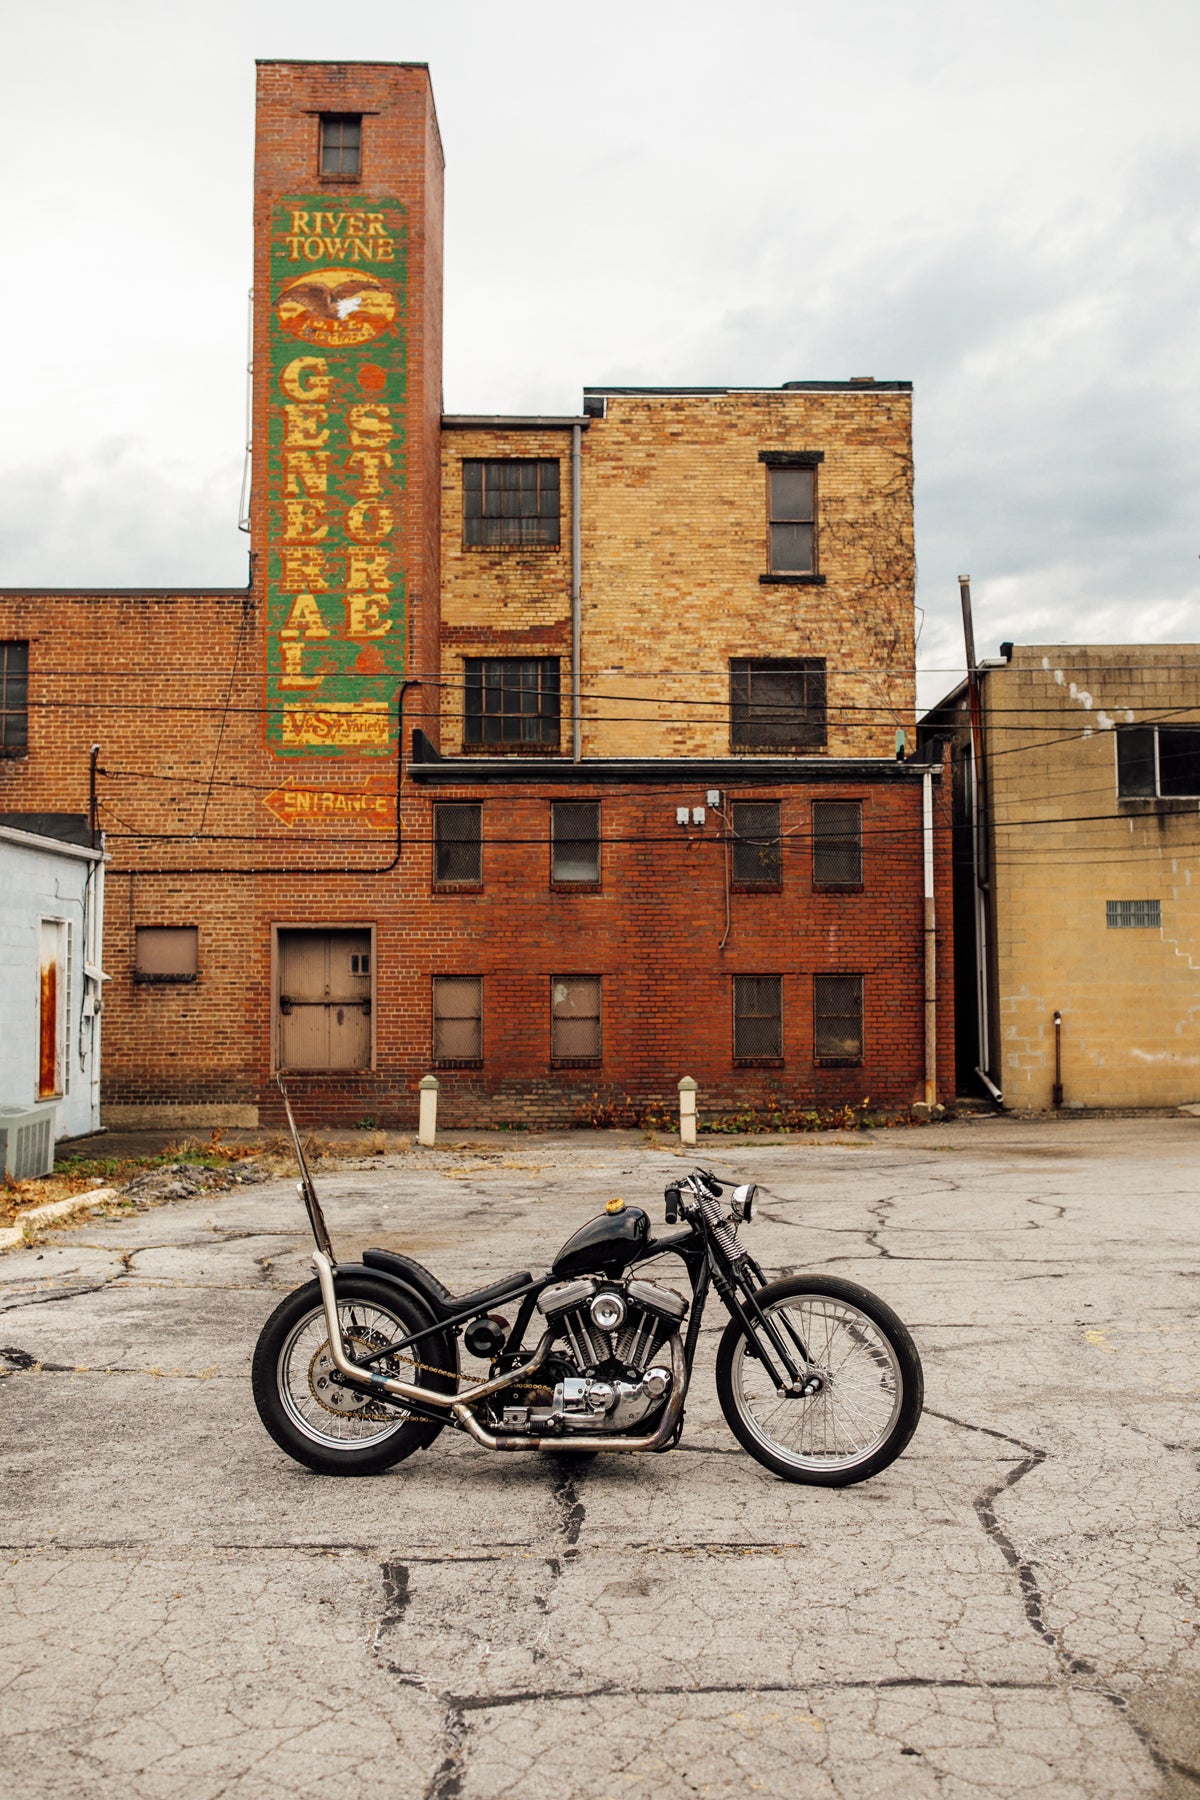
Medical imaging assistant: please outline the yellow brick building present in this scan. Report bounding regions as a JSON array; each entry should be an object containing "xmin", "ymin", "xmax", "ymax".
[{"xmin": 924, "ymin": 644, "xmax": 1200, "ymax": 1110}]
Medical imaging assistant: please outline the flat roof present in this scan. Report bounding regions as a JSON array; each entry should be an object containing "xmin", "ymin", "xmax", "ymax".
[
  {"xmin": 442, "ymin": 416, "xmax": 590, "ymax": 430},
  {"xmin": 583, "ymin": 381, "xmax": 912, "ymax": 396}
]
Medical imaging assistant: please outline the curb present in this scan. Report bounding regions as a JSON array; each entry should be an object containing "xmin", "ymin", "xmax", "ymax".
[{"xmin": 0, "ymin": 1188, "xmax": 118, "ymax": 1252}]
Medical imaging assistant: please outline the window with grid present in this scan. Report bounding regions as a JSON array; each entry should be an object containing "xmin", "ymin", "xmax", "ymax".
[
  {"xmin": 814, "ymin": 974, "xmax": 864, "ymax": 1063},
  {"xmin": 463, "ymin": 460, "xmax": 560, "ymax": 548},
  {"xmin": 731, "ymin": 801, "xmax": 781, "ymax": 886},
  {"xmin": 0, "ymin": 641, "xmax": 28, "ymax": 757},
  {"xmin": 552, "ymin": 801, "xmax": 600, "ymax": 883},
  {"xmin": 730, "ymin": 659, "xmax": 826, "ymax": 751},
  {"xmin": 434, "ymin": 803, "xmax": 482, "ymax": 884},
  {"xmin": 464, "ymin": 658, "xmax": 561, "ymax": 748},
  {"xmin": 733, "ymin": 975, "xmax": 783, "ymax": 1061},
  {"xmin": 1117, "ymin": 725, "xmax": 1200, "ymax": 798},
  {"xmin": 433, "ymin": 977, "xmax": 482, "ymax": 1063},
  {"xmin": 551, "ymin": 977, "xmax": 601, "ymax": 1061},
  {"xmin": 319, "ymin": 114, "xmax": 362, "ymax": 178},
  {"xmin": 812, "ymin": 800, "xmax": 863, "ymax": 886},
  {"xmin": 1106, "ymin": 900, "xmax": 1162, "ymax": 929},
  {"xmin": 765, "ymin": 465, "xmax": 816, "ymax": 574}
]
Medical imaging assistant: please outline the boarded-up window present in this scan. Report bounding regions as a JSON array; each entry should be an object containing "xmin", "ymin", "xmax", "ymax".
[
  {"xmin": 435, "ymin": 804, "xmax": 482, "ymax": 885},
  {"xmin": 551, "ymin": 977, "xmax": 601, "ymax": 1061},
  {"xmin": 434, "ymin": 977, "xmax": 483, "ymax": 1063},
  {"xmin": 552, "ymin": 801, "xmax": 600, "ymax": 883},
  {"xmin": 731, "ymin": 801, "xmax": 781, "ymax": 886},
  {"xmin": 733, "ymin": 975, "xmax": 783, "ymax": 1061},
  {"xmin": 812, "ymin": 800, "xmax": 863, "ymax": 886},
  {"xmin": 814, "ymin": 974, "xmax": 864, "ymax": 1063},
  {"xmin": 277, "ymin": 930, "xmax": 372, "ymax": 1072},
  {"xmin": 135, "ymin": 926, "xmax": 199, "ymax": 982}
]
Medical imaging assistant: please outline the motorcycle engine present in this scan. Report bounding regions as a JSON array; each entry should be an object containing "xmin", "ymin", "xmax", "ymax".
[{"xmin": 488, "ymin": 1276, "xmax": 687, "ymax": 1436}]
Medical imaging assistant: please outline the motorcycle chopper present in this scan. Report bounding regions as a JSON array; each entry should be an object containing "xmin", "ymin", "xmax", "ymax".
[{"xmin": 252, "ymin": 1082, "xmax": 923, "ymax": 1486}]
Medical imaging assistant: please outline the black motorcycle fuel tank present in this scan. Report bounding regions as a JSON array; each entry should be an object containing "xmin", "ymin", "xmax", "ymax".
[{"xmin": 551, "ymin": 1204, "xmax": 650, "ymax": 1279}]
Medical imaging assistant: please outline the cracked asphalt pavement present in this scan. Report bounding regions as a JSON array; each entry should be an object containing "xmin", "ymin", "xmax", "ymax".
[{"xmin": 1, "ymin": 1116, "xmax": 1198, "ymax": 1798}]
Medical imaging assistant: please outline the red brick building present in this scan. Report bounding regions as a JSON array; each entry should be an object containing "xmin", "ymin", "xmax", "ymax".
[{"xmin": 0, "ymin": 61, "xmax": 952, "ymax": 1128}]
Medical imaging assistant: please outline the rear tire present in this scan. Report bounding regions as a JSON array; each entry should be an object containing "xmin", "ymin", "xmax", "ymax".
[
  {"xmin": 252, "ymin": 1275, "xmax": 457, "ymax": 1476},
  {"xmin": 716, "ymin": 1274, "xmax": 922, "ymax": 1486}
]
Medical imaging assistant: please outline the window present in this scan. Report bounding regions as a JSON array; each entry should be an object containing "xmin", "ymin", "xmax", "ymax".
[
  {"xmin": 733, "ymin": 975, "xmax": 783, "ymax": 1061},
  {"xmin": 463, "ymin": 460, "xmax": 560, "ymax": 548},
  {"xmin": 1107, "ymin": 900, "xmax": 1162, "ymax": 930},
  {"xmin": 0, "ymin": 641, "xmax": 28, "ymax": 757},
  {"xmin": 730, "ymin": 659, "xmax": 826, "ymax": 752},
  {"xmin": 276, "ymin": 929, "xmax": 372, "ymax": 1072},
  {"xmin": 812, "ymin": 800, "xmax": 863, "ymax": 886},
  {"xmin": 434, "ymin": 803, "xmax": 482, "ymax": 885},
  {"xmin": 434, "ymin": 976, "xmax": 482, "ymax": 1064},
  {"xmin": 465, "ymin": 658, "xmax": 561, "ymax": 749},
  {"xmin": 814, "ymin": 974, "xmax": 864, "ymax": 1063},
  {"xmin": 551, "ymin": 977, "xmax": 601, "ymax": 1062},
  {"xmin": 552, "ymin": 801, "xmax": 600, "ymax": 884},
  {"xmin": 320, "ymin": 114, "xmax": 362, "ymax": 179},
  {"xmin": 1117, "ymin": 725, "xmax": 1200, "ymax": 798},
  {"xmin": 760, "ymin": 451, "xmax": 822, "ymax": 579},
  {"xmin": 135, "ymin": 926, "xmax": 199, "ymax": 983},
  {"xmin": 731, "ymin": 802, "xmax": 781, "ymax": 887}
]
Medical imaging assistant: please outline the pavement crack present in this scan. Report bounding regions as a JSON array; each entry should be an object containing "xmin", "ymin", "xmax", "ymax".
[{"xmin": 424, "ymin": 1699, "xmax": 468, "ymax": 1800}]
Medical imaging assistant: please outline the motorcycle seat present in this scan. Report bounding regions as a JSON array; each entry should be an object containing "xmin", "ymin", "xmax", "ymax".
[{"xmin": 363, "ymin": 1248, "xmax": 536, "ymax": 1320}]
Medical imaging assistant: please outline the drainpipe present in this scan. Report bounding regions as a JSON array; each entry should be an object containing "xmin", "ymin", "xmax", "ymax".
[
  {"xmin": 923, "ymin": 769, "xmax": 937, "ymax": 1107},
  {"xmin": 960, "ymin": 574, "xmax": 1001, "ymax": 1104},
  {"xmin": 571, "ymin": 423, "xmax": 582, "ymax": 762},
  {"xmin": 1052, "ymin": 1011, "xmax": 1063, "ymax": 1108}
]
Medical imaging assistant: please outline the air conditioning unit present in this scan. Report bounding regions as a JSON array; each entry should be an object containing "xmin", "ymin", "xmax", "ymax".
[{"xmin": 0, "ymin": 1104, "xmax": 57, "ymax": 1179}]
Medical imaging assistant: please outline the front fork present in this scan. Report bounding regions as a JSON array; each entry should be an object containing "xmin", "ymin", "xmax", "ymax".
[{"xmin": 717, "ymin": 1255, "xmax": 825, "ymax": 1397}]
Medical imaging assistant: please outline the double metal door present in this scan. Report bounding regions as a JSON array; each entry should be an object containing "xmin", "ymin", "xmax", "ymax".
[{"xmin": 277, "ymin": 930, "xmax": 372, "ymax": 1071}]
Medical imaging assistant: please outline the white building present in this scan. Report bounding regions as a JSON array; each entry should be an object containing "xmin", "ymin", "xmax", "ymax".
[{"xmin": 0, "ymin": 822, "xmax": 106, "ymax": 1143}]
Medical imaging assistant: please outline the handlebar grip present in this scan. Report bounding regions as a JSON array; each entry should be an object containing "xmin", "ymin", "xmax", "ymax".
[{"xmin": 664, "ymin": 1185, "xmax": 680, "ymax": 1224}]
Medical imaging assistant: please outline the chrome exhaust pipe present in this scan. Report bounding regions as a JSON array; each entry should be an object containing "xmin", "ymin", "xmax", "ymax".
[{"xmin": 312, "ymin": 1250, "xmax": 551, "ymax": 1411}]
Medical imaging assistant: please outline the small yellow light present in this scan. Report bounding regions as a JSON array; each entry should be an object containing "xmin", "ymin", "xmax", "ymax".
[{"xmin": 605, "ymin": 1197, "xmax": 626, "ymax": 1214}]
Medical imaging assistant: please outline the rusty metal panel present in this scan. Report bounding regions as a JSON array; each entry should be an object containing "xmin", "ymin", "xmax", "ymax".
[
  {"xmin": 38, "ymin": 920, "xmax": 61, "ymax": 1098},
  {"xmin": 278, "ymin": 930, "xmax": 371, "ymax": 1071}
]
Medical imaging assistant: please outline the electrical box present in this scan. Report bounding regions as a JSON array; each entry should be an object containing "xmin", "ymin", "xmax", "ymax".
[
  {"xmin": 675, "ymin": 807, "xmax": 689, "ymax": 825},
  {"xmin": 692, "ymin": 807, "xmax": 706, "ymax": 826},
  {"xmin": 0, "ymin": 1104, "xmax": 57, "ymax": 1180}
]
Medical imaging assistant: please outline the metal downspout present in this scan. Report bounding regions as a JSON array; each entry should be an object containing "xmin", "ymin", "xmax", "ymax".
[
  {"xmin": 959, "ymin": 574, "xmax": 1001, "ymax": 1104},
  {"xmin": 571, "ymin": 423, "xmax": 582, "ymax": 762},
  {"xmin": 923, "ymin": 769, "xmax": 937, "ymax": 1106}
]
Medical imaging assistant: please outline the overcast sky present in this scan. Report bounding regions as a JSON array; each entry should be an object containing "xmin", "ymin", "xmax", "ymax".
[{"xmin": 4, "ymin": 0, "xmax": 1198, "ymax": 707}]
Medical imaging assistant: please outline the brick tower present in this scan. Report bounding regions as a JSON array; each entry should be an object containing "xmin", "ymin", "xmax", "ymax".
[{"xmin": 252, "ymin": 61, "xmax": 444, "ymax": 763}]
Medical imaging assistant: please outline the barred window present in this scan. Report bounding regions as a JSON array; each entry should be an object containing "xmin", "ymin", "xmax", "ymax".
[
  {"xmin": 465, "ymin": 658, "xmax": 560, "ymax": 748},
  {"xmin": 730, "ymin": 659, "xmax": 826, "ymax": 751},
  {"xmin": 319, "ymin": 114, "xmax": 362, "ymax": 179},
  {"xmin": 434, "ymin": 803, "xmax": 482, "ymax": 885},
  {"xmin": 552, "ymin": 801, "xmax": 600, "ymax": 883},
  {"xmin": 1106, "ymin": 900, "xmax": 1162, "ymax": 929},
  {"xmin": 551, "ymin": 977, "xmax": 601, "ymax": 1062},
  {"xmin": 463, "ymin": 460, "xmax": 560, "ymax": 548},
  {"xmin": 733, "ymin": 975, "xmax": 783, "ymax": 1061},
  {"xmin": 434, "ymin": 977, "xmax": 482, "ymax": 1063},
  {"xmin": 814, "ymin": 974, "xmax": 863, "ymax": 1063},
  {"xmin": 731, "ymin": 801, "xmax": 781, "ymax": 886},
  {"xmin": 812, "ymin": 800, "xmax": 863, "ymax": 886},
  {"xmin": 0, "ymin": 641, "xmax": 29, "ymax": 757}
]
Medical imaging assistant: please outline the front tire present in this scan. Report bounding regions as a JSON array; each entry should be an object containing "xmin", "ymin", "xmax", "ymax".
[
  {"xmin": 716, "ymin": 1275, "xmax": 922, "ymax": 1486},
  {"xmin": 252, "ymin": 1275, "xmax": 457, "ymax": 1476}
]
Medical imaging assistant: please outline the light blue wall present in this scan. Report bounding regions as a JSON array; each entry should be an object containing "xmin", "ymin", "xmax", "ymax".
[{"xmin": 0, "ymin": 832, "xmax": 104, "ymax": 1140}]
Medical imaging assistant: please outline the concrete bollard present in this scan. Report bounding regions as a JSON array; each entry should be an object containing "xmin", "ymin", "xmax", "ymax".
[
  {"xmin": 418, "ymin": 1074, "xmax": 439, "ymax": 1147},
  {"xmin": 678, "ymin": 1076, "xmax": 697, "ymax": 1148}
]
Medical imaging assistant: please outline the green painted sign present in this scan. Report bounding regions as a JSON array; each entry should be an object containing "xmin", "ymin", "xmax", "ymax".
[{"xmin": 265, "ymin": 196, "xmax": 408, "ymax": 757}]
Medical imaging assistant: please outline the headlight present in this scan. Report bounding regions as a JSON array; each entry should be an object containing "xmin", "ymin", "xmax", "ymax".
[
  {"xmin": 730, "ymin": 1183, "xmax": 756, "ymax": 1223},
  {"xmin": 590, "ymin": 1289, "xmax": 627, "ymax": 1332}
]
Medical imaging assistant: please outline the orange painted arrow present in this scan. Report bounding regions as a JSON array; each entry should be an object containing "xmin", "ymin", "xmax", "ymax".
[{"xmin": 263, "ymin": 780, "xmax": 397, "ymax": 831}]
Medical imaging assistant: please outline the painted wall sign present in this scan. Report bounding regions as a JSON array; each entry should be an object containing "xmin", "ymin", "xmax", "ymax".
[
  {"xmin": 262, "ymin": 779, "xmax": 397, "ymax": 831},
  {"xmin": 266, "ymin": 197, "xmax": 408, "ymax": 758}
]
